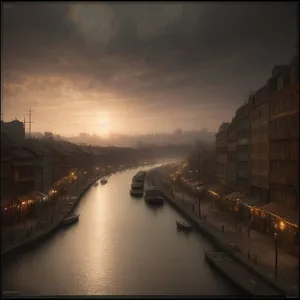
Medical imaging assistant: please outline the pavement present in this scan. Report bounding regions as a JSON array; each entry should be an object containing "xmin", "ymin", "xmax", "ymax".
[
  {"xmin": 1, "ymin": 177, "xmax": 97, "ymax": 255},
  {"xmin": 151, "ymin": 166, "xmax": 299, "ymax": 295}
]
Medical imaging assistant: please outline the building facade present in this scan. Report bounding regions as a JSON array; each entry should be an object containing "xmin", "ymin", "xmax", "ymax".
[
  {"xmin": 226, "ymin": 118, "xmax": 237, "ymax": 191},
  {"xmin": 1, "ymin": 120, "xmax": 25, "ymax": 140},
  {"xmin": 235, "ymin": 103, "xmax": 250, "ymax": 195},
  {"xmin": 24, "ymin": 139, "xmax": 54, "ymax": 193},
  {"xmin": 1, "ymin": 135, "xmax": 13, "ymax": 205},
  {"xmin": 250, "ymin": 85, "xmax": 269, "ymax": 202},
  {"xmin": 268, "ymin": 60, "xmax": 299, "ymax": 211},
  {"xmin": 216, "ymin": 123, "xmax": 229, "ymax": 187}
]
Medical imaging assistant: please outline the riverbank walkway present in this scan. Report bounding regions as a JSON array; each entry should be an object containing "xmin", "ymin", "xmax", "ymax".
[
  {"xmin": 1, "ymin": 177, "xmax": 97, "ymax": 256},
  {"xmin": 151, "ymin": 166, "xmax": 299, "ymax": 296}
]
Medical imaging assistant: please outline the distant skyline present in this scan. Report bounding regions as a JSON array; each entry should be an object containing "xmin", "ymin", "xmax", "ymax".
[{"xmin": 2, "ymin": 2, "xmax": 298, "ymax": 136}]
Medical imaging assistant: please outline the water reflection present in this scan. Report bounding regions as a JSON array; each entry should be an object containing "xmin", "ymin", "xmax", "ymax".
[{"xmin": 2, "ymin": 165, "xmax": 239, "ymax": 296}]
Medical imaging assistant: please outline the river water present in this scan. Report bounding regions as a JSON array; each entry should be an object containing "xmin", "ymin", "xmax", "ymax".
[{"xmin": 1, "ymin": 166, "xmax": 239, "ymax": 296}]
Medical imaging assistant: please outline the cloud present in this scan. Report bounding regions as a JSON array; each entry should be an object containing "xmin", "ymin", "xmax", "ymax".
[{"xmin": 2, "ymin": 3, "xmax": 298, "ymax": 135}]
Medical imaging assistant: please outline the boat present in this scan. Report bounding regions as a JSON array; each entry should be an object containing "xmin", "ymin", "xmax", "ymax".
[
  {"xmin": 133, "ymin": 171, "xmax": 146, "ymax": 181},
  {"xmin": 93, "ymin": 182, "xmax": 99, "ymax": 187},
  {"xmin": 131, "ymin": 182, "xmax": 144, "ymax": 188},
  {"xmin": 130, "ymin": 187, "xmax": 144, "ymax": 197},
  {"xmin": 145, "ymin": 195, "xmax": 165, "ymax": 205},
  {"xmin": 176, "ymin": 221, "xmax": 193, "ymax": 231},
  {"xmin": 144, "ymin": 187, "xmax": 164, "ymax": 205},
  {"xmin": 62, "ymin": 213, "xmax": 80, "ymax": 226},
  {"xmin": 135, "ymin": 171, "xmax": 146, "ymax": 177},
  {"xmin": 100, "ymin": 178, "xmax": 107, "ymax": 185},
  {"xmin": 132, "ymin": 176, "xmax": 144, "ymax": 183}
]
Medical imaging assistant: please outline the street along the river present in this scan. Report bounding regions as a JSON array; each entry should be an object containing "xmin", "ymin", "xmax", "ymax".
[{"xmin": 1, "ymin": 166, "xmax": 239, "ymax": 296}]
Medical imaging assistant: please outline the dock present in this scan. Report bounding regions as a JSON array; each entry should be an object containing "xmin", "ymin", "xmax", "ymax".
[{"xmin": 204, "ymin": 250, "xmax": 279, "ymax": 296}]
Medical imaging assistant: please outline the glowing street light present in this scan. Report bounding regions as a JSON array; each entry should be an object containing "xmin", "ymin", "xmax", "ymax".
[{"xmin": 279, "ymin": 221, "xmax": 285, "ymax": 231}]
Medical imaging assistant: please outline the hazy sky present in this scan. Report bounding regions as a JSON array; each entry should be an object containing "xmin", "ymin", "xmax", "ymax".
[{"xmin": 2, "ymin": 2, "xmax": 298, "ymax": 136}]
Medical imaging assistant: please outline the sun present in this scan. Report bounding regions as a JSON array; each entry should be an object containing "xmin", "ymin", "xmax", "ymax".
[{"xmin": 98, "ymin": 115, "xmax": 111, "ymax": 137}]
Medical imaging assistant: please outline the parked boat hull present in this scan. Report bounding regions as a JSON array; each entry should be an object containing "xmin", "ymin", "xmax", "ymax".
[
  {"xmin": 130, "ymin": 190, "xmax": 144, "ymax": 197},
  {"xmin": 176, "ymin": 221, "xmax": 192, "ymax": 231},
  {"xmin": 62, "ymin": 214, "xmax": 79, "ymax": 226},
  {"xmin": 145, "ymin": 196, "xmax": 164, "ymax": 205}
]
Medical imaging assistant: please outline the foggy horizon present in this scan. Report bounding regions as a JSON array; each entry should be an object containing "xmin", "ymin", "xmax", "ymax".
[{"xmin": 2, "ymin": 2, "xmax": 298, "ymax": 137}]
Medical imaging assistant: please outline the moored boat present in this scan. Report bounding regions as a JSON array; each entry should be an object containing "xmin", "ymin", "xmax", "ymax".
[
  {"xmin": 131, "ymin": 182, "xmax": 144, "ymax": 190},
  {"xmin": 132, "ymin": 176, "xmax": 144, "ymax": 183},
  {"xmin": 100, "ymin": 178, "xmax": 108, "ymax": 185},
  {"xmin": 176, "ymin": 221, "xmax": 193, "ymax": 231},
  {"xmin": 144, "ymin": 186, "xmax": 164, "ymax": 205},
  {"xmin": 130, "ymin": 188, "xmax": 144, "ymax": 197},
  {"xmin": 62, "ymin": 213, "xmax": 80, "ymax": 226},
  {"xmin": 145, "ymin": 195, "xmax": 165, "ymax": 205},
  {"xmin": 93, "ymin": 182, "xmax": 99, "ymax": 187}
]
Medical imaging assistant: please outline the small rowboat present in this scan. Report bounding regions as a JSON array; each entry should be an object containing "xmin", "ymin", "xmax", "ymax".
[
  {"xmin": 100, "ymin": 178, "xmax": 107, "ymax": 185},
  {"xmin": 62, "ymin": 213, "xmax": 80, "ymax": 226},
  {"xmin": 176, "ymin": 221, "xmax": 192, "ymax": 231}
]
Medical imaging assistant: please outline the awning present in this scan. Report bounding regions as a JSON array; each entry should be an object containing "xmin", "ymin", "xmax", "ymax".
[
  {"xmin": 207, "ymin": 185, "xmax": 231, "ymax": 197},
  {"xmin": 17, "ymin": 195, "xmax": 34, "ymax": 203},
  {"xmin": 239, "ymin": 196, "xmax": 265, "ymax": 208},
  {"xmin": 29, "ymin": 191, "xmax": 49, "ymax": 201},
  {"xmin": 225, "ymin": 191, "xmax": 244, "ymax": 201},
  {"xmin": 1, "ymin": 198, "xmax": 12, "ymax": 209},
  {"xmin": 1, "ymin": 197, "xmax": 21, "ymax": 208},
  {"xmin": 259, "ymin": 202, "xmax": 298, "ymax": 227}
]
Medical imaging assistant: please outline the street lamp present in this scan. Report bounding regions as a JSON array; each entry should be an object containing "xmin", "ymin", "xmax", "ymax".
[
  {"xmin": 274, "ymin": 232, "xmax": 278, "ymax": 279},
  {"xmin": 234, "ymin": 199, "xmax": 240, "ymax": 229}
]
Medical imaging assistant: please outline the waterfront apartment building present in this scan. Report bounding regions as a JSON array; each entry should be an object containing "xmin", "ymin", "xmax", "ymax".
[
  {"xmin": 250, "ymin": 85, "xmax": 269, "ymax": 202},
  {"xmin": 268, "ymin": 60, "xmax": 299, "ymax": 210},
  {"xmin": 226, "ymin": 117, "xmax": 237, "ymax": 191},
  {"xmin": 235, "ymin": 103, "xmax": 250, "ymax": 195},
  {"xmin": 216, "ymin": 123, "xmax": 229, "ymax": 187}
]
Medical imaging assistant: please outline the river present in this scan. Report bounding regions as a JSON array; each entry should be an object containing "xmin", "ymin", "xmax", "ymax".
[{"xmin": 1, "ymin": 165, "xmax": 239, "ymax": 296}]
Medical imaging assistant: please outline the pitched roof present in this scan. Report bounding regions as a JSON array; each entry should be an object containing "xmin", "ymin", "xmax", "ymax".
[
  {"xmin": 58, "ymin": 141, "xmax": 89, "ymax": 155},
  {"xmin": 217, "ymin": 122, "xmax": 230, "ymax": 133},
  {"xmin": 23, "ymin": 139, "xmax": 53, "ymax": 155},
  {"xmin": 38, "ymin": 139, "xmax": 69, "ymax": 156}
]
